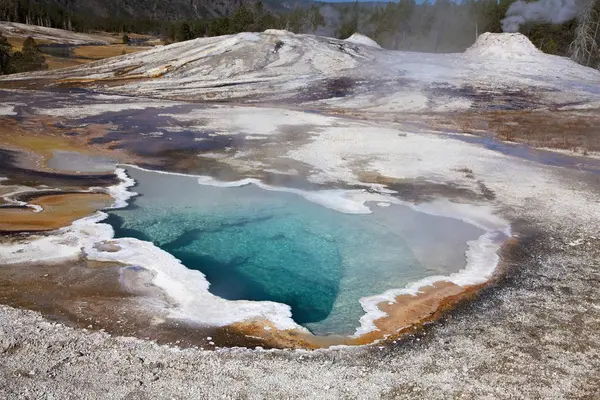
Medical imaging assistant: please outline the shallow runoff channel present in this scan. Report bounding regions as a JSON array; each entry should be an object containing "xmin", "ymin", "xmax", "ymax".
[{"xmin": 103, "ymin": 166, "xmax": 509, "ymax": 337}]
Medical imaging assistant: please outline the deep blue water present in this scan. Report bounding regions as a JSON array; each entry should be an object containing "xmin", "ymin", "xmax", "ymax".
[{"xmin": 107, "ymin": 167, "xmax": 483, "ymax": 335}]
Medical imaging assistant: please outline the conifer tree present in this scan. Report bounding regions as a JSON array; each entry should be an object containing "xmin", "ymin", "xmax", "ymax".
[
  {"xmin": 0, "ymin": 33, "xmax": 12, "ymax": 75},
  {"xmin": 10, "ymin": 36, "xmax": 48, "ymax": 73}
]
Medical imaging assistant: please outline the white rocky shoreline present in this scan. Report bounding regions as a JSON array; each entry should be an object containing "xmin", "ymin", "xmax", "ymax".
[{"xmin": 0, "ymin": 164, "xmax": 512, "ymax": 341}]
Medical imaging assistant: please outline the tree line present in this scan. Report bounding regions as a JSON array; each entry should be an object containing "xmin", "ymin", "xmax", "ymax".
[
  {"xmin": 164, "ymin": 2, "xmax": 325, "ymax": 42},
  {"xmin": 0, "ymin": 0, "xmax": 169, "ymax": 33}
]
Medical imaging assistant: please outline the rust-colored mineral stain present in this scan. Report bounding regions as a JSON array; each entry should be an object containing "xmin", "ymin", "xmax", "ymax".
[
  {"xmin": 0, "ymin": 192, "xmax": 112, "ymax": 232},
  {"xmin": 221, "ymin": 281, "xmax": 486, "ymax": 349},
  {"xmin": 373, "ymin": 283, "xmax": 466, "ymax": 334}
]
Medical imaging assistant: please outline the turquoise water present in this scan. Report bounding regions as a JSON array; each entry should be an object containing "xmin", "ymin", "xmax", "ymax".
[{"xmin": 107, "ymin": 167, "xmax": 484, "ymax": 335}]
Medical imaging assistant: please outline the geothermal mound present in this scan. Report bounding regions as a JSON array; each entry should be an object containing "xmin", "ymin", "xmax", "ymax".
[
  {"xmin": 344, "ymin": 33, "xmax": 382, "ymax": 49},
  {"xmin": 465, "ymin": 32, "xmax": 543, "ymax": 59},
  {"xmin": 264, "ymin": 29, "xmax": 293, "ymax": 36}
]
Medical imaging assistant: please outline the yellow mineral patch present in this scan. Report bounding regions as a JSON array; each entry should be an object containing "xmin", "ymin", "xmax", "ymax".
[{"xmin": 72, "ymin": 45, "xmax": 148, "ymax": 60}]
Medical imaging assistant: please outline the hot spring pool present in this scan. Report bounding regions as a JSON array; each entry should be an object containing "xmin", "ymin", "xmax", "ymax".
[{"xmin": 107, "ymin": 167, "xmax": 488, "ymax": 336}]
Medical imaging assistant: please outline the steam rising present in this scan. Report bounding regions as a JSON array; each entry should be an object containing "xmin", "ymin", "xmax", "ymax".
[{"xmin": 501, "ymin": 0, "xmax": 578, "ymax": 32}]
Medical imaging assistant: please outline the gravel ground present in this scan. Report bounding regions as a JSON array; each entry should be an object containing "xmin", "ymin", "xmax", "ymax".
[{"xmin": 1, "ymin": 218, "xmax": 598, "ymax": 399}]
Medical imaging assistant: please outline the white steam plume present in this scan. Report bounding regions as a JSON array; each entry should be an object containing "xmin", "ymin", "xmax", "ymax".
[{"xmin": 501, "ymin": 0, "xmax": 578, "ymax": 32}]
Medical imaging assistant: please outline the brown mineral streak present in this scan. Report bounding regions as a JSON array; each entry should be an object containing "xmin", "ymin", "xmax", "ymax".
[
  {"xmin": 0, "ymin": 192, "xmax": 112, "ymax": 232},
  {"xmin": 0, "ymin": 116, "xmax": 138, "ymax": 170}
]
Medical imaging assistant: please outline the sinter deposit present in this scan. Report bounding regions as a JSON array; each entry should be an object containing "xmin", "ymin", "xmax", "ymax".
[
  {"xmin": 465, "ymin": 32, "xmax": 543, "ymax": 59},
  {"xmin": 344, "ymin": 33, "xmax": 382, "ymax": 49},
  {"xmin": 4, "ymin": 30, "xmax": 598, "ymax": 113}
]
